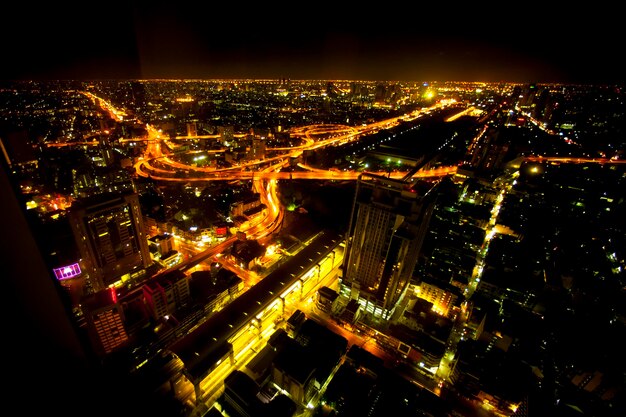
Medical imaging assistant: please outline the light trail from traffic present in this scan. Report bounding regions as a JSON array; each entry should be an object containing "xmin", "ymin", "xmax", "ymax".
[
  {"xmin": 131, "ymin": 99, "xmax": 458, "ymax": 182},
  {"xmin": 78, "ymin": 90, "xmax": 625, "ymax": 417}
]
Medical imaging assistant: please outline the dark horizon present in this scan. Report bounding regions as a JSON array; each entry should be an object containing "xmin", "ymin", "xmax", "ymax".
[{"xmin": 2, "ymin": 3, "xmax": 624, "ymax": 85}]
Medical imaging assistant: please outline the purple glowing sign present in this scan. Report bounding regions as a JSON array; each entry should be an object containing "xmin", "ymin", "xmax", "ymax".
[{"xmin": 53, "ymin": 263, "xmax": 81, "ymax": 280}]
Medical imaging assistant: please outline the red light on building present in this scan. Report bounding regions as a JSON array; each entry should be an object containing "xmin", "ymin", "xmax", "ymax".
[
  {"xmin": 408, "ymin": 347, "xmax": 422, "ymax": 362},
  {"xmin": 109, "ymin": 287, "xmax": 117, "ymax": 303}
]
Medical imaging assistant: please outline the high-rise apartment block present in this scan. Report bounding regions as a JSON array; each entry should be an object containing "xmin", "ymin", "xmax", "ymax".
[
  {"xmin": 249, "ymin": 135, "xmax": 267, "ymax": 160},
  {"xmin": 341, "ymin": 173, "xmax": 437, "ymax": 320},
  {"xmin": 143, "ymin": 269, "xmax": 191, "ymax": 320},
  {"xmin": 218, "ymin": 125, "xmax": 235, "ymax": 146},
  {"xmin": 82, "ymin": 288, "xmax": 129, "ymax": 356},
  {"xmin": 69, "ymin": 191, "xmax": 151, "ymax": 292}
]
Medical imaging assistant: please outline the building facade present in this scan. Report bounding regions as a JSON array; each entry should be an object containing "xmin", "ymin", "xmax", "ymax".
[
  {"xmin": 82, "ymin": 288, "xmax": 129, "ymax": 356},
  {"xmin": 143, "ymin": 269, "xmax": 191, "ymax": 320},
  {"xmin": 69, "ymin": 191, "xmax": 151, "ymax": 292},
  {"xmin": 341, "ymin": 173, "xmax": 437, "ymax": 320}
]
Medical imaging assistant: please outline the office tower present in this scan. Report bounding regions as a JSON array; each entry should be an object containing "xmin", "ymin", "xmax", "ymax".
[
  {"xmin": 218, "ymin": 125, "xmax": 235, "ymax": 147},
  {"xmin": 69, "ymin": 191, "xmax": 151, "ymax": 293},
  {"xmin": 249, "ymin": 135, "xmax": 267, "ymax": 160},
  {"xmin": 341, "ymin": 173, "xmax": 437, "ymax": 320},
  {"xmin": 82, "ymin": 288, "xmax": 129, "ymax": 356},
  {"xmin": 143, "ymin": 269, "xmax": 191, "ymax": 320}
]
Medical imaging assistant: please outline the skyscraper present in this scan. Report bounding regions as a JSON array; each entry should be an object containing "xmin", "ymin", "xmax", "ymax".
[
  {"xmin": 82, "ymin": 287, "xmax": 129, "ymax": 356},
  {"xmin": 249, "ymin": 134, "xmax": 267, "ymax": 160},
  {"xmin": 69, "ymin": 191, "xmax": 151, "ymax": 293},
  {"xmin": 341, "ymin": 173, "xmax": 438, "ymax": 320}
]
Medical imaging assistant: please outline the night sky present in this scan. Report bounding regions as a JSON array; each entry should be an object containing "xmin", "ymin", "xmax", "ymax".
[{"xmin": 1, "ymin": 2, "xmax": 624, "ymax": 84}]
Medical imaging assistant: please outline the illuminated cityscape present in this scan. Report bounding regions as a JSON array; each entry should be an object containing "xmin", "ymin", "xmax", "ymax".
[{"xmin": 1, "ymin": 77, "xmax": 624, "ymax": 417}]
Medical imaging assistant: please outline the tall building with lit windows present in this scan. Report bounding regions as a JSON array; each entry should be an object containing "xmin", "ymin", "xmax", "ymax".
[
  {"xmin": 341, "ymin": 173, "xmax": 438, "ymax": 320},
  {"xmin": 69, "ymin": 191, "xmax": 151, "ymax": 293},
  {"xmin": 249, "ymin": 134, "xmax": 267, "ymax": 160},
  {"xmin": 142, "ymin": 269, "xmax": 191, "ymax": 320},
  {"xmin": 82, "ymin": 287, "xmax": 129, "ymax": 356},
  {"xmin": 414, "ymin": 280, "xmax": 459, "ymax": 318}
]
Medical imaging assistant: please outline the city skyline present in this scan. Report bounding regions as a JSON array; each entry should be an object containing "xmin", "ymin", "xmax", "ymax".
[
  {"xmin": 1, "ymin": 78, "xmax": 624, "ymax": 417},
  {"xmin": 1, "ymin": 4, "xmax": 624, "ymax": 84}
]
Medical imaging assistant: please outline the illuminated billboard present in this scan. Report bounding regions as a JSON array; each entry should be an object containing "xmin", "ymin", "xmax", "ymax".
[{"xmin": 53, "ymin": 263, "xmax": 81, "ymax": 280}]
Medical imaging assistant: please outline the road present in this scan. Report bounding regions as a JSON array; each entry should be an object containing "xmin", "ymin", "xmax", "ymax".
[{"xmin": 81, "ymin": 92, "xmax": 595, "ymax": 417}]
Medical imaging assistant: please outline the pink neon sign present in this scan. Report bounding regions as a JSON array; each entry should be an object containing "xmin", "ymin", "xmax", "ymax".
[{"xmin": 53, "ymin": 263, "xmax": 81, "ymax": 280}]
